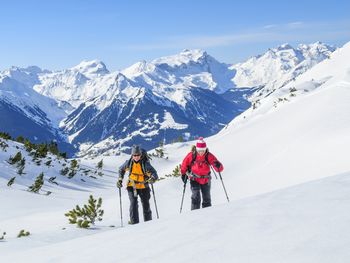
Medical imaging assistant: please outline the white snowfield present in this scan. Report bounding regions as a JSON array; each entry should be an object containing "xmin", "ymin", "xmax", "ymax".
[
  {"xmin": 1, "ymin": 41, "xmax": 350, "ymax": 262},
  {"xmin": 2, "ymin": 171, "xmax": 350, "ymax": 263}
]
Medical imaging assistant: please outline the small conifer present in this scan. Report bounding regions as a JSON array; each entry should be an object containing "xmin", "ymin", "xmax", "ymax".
[
  {"xmin": 17, "ymin": 157, "xmax": 25, "ymax": 175},
  {"xmin": 0, "ymin": 132, "xmax": 11, "ymax": 140},
  {"xmin": 17, "ymin": 229, "xmax": 30, "ymax": 238},
  {"xmin": 16, "ymin": 136, "xmax": 25, "ymax": 143},
  {"xmin": 0, "ymin": 231, "xmax": 6, "ymax": 240},
  {"xmin": 7, "ymin": 177, "xmax": 16, "ymax": 187},
  {"xmin": 172, "ymin": 164, "xmax": 181, "ymax": 177},
  {"xmin": 70, "ymin": 159, "xmax": 78, "ymax": 170},
  {"xmin": 0, "ymin": 139, "xmax": 9, "ymax": 151},
  {"xmin": 96, "ymin": 159, "xmax": 103, "ymax": 170},
  {"xmin": 9, "ymin": 151, "xmax": 22, "ymax": 165},
  {"xmin": 28, "ymin": 173, "xmax": 44, "ymax": 193},
  {"xmin": 65, "ymin": 195, "xmax": 104, "ymax": 228},
  {"xmin": 60, "ymin": 167, "xmax": 69, "ymax": 176}
]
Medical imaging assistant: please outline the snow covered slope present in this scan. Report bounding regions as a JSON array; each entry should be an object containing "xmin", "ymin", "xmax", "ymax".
[
  {"xmin": 231, "ymin": 42, "xmax": 335, "ymax": 90},
  {"xmin": 1, "ymin": 161, "xmax": 349, "ymax": 263},
  {"xmin": 209, "ymin": 41, "xmax": 350, "ymax": 199},
  {"xmin": 1, "ymin": 41, "xmax": 349, "ymax": 263}
]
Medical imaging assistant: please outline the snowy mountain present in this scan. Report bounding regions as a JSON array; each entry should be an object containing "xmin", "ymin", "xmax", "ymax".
[
  {"xmin": 0, "ymin": 67, "xmax": 74, "ymax": 153},
  {"xmin": 31, "ymin": 50, "xmax": 247, "ymax": 155},
  {"xmin": 0, "ymin": 43, "xmax": 337, "ymax": 156},
  {"xmin": 62, "ymin": 77, "xmax": 240, "ymax": 156},
  {"xmin": 230, "ymin": 41, "xmax": 336, "ymax": 99},
  {"xmin": 0, "ymin": 41, "xmax": 349, "ymax": 262},
  {"xmin": 123, "ymin": 49, "xmax": 236, "ymax": 94},
  {"xmin": 33, "ymin": 60, "xmax": 111, "ymax": 108}
]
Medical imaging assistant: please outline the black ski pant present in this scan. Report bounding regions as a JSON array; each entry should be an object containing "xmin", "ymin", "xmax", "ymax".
[
  {"xmin": 127, "ymin": 187, "xmax": 152, "ymax": 224},
  {"xmin": 190, "ymin": 180, "xmax": 211, "ymax": 210}
]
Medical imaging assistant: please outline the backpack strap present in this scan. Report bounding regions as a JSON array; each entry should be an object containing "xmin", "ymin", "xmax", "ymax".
[
  {"xmin": 190, "ymin": 172, "xmax": 211, "ymax": 179},
  {"xmin": 189, "ymin": 149, "xmax": 210, "ymax": 172},
  {"xmin": 127, "ymin": 158, "xmax": 133, "ymax": 176}
]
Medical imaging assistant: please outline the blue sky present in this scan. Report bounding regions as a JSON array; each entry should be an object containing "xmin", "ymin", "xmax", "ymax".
[{"xmin": 1, "ymin": 0, "xmax": 349, "ymax": 71}]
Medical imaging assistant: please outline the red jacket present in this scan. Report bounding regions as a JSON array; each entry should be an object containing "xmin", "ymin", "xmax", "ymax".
[{"xmin": 181, "ymin": 151, "xmax": 224, "ymax": 184}]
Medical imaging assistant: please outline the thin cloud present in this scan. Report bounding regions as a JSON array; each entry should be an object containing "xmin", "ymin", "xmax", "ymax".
[
  {"xmin": 287, "ymin": 21, "xmax": 304, "ymax": 28},
  {"xmin": 118, "ymin": 20, "xmax": 350, "ymax": 51},
  {"xmin": 125, "ymin": 32, "xmax": 274, "ymax": 50},
  {"xmin": 263, "ymin": 24, "xmax": 278, "ymax": 29}
]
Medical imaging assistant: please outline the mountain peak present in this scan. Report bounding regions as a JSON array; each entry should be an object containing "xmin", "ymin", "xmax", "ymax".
[
  {"xmin": 71, "ymin": 60, "xmax": 109, "ymax": 77},
  {"xmin": 180, "ymin": 48, "xmax": 207, "ymax": 57},
  {"xmin": 152, "ymin": 49, "xmax": 209, "ymax": 67},
  {"xmin": 275, "ymin": 43, "xmax": 294, "ymax": 51},
  {"xmin": 121, "ymin": 60, "xmax": 154, "ymax": 77},
  {"xmin": 300, "ymin": 41, "xmax": 336, "ymax": 52}
]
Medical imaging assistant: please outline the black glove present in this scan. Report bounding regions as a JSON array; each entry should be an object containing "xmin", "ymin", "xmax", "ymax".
[
  {"xmin": 181, "ymin": 174, "xmax": 188, "ymax": 184},
  {"xmin": 116, "ymin": 178, "xmax": 123, "ymax": 188},
  {"xmin": 214, "ymin": 161, "xmax": 221, "ymax": 169},
  {"xmin": 147, "ymin": 176, "xmax": 156, "ymax": 184}
]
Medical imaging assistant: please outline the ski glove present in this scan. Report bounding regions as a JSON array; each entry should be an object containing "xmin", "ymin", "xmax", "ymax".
[
  {"xmin": 147, "ymin": 176, "xmax": 156, "ymax": 184},
  {"xmin": 116, "ymin": 178, "xmax": 123, "ymax": 188},
  {"xmin": 214, "ymin": 161, "xmax": 221, "ymax": 169},
  {"xmin": 181, "ymin": 174, "xmax": 188, "ymax": 184}
]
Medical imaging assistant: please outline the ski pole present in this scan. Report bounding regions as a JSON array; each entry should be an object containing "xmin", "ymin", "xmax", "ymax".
[
  {"xmin": 218, "ymin": 171, "xmax": 230, "ymax": 202},
  {"xmin": 179, "ymin": 177, "xmax": 187, "ymax": 213},
  {"xmin": 118, "ymin": 187, "xmax": 123, "ymax": 227},
  {"xmin": 150, "ymin": 183, "xmax": 159, "ymax": 219},
  {"xmin": 209, "ymin": 165, "xmax": 218, "ymax": 179}
]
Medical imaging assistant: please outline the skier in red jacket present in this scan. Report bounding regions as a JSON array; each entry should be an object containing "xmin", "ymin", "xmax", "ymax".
[{"xmin": 180, "ymin": 137, "xmax": 223, "ymax": 210}]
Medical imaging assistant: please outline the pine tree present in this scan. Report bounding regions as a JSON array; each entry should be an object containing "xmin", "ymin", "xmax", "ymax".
[
  {"xmin": 70, "ymin": 159, "xmax": 78, "ymax": 170},
  {"xmin": 36, "ymin": 143, "xmax": 48, "ymax": 158},
  {"xmin": 45, "ymin": 159, "xmax": 52, "ymax": 166},
  {"xmin": 7, "ymin": 177, "xmax": 16, "ymax": 187},
  {"xmin": 67, "ymin": 159, "xmax": 79, "ymax": 178},
  {"xmin": 17, "ymin": 157, "xmax": 25, "ymax": 175},
  {"xmin": 95, "ymin": 159, "xmax": 104, "ymax": 176},
  {"xmin": 28, "ymin": 173, "xmax": 44, "ymax": 193},
  {"xmin": 96, "ymin": 159, "xmax": 103, "ymax": 169},
  {"xmin": 24, "ymin": 139, "xmax": 34, "ymax": 152},
  {"xmin": 155, "ymin": 148, "xmax": 164, "ymax": 158},
  {"xmin": 9, "ymin": 151, "xmax": 22, "ymax": 165},
  {"xmin": 17, "ymin": 229, "xmax": 30, "ymax": 238},
  {"xmin": 48, "ymin": 141, "xmax": 59, "ymax": 156},
  {"xmin": 0, "ymin": 231, "xmax": 6, "ymax": 240},
  {"xmin": 164, "ymin": 164, "xmax": 181, "ymax": 178},
  {"xmin": 0, "ymin": 132, "xmax": 11, "ymax": 140},
  {"xmin": 172, "ymin": 164, "xmax": 181, "ymax": 177},
  {"xmin": 60, "ymin": 152, "xmax": 67, "ymax": 159},
  {"xmin": 60, "ymin": 167, "xmax": 69, "ymax": 176},
  {"xmin": 0, "ymin": 139, "xmax": 9, "ymax": 151},
  {"xmin": 65, "ymin": 195, "xmax": 104, "ymax": 228},
  {"xmin": 16, "ymin": 136, "xmax": 25, "ymax": 143}
]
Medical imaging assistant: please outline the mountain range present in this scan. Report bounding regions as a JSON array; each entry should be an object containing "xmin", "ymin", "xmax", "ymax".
[{"xmin": 0, "ymin": 42, "xmax": 336, "ymax": 156}]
